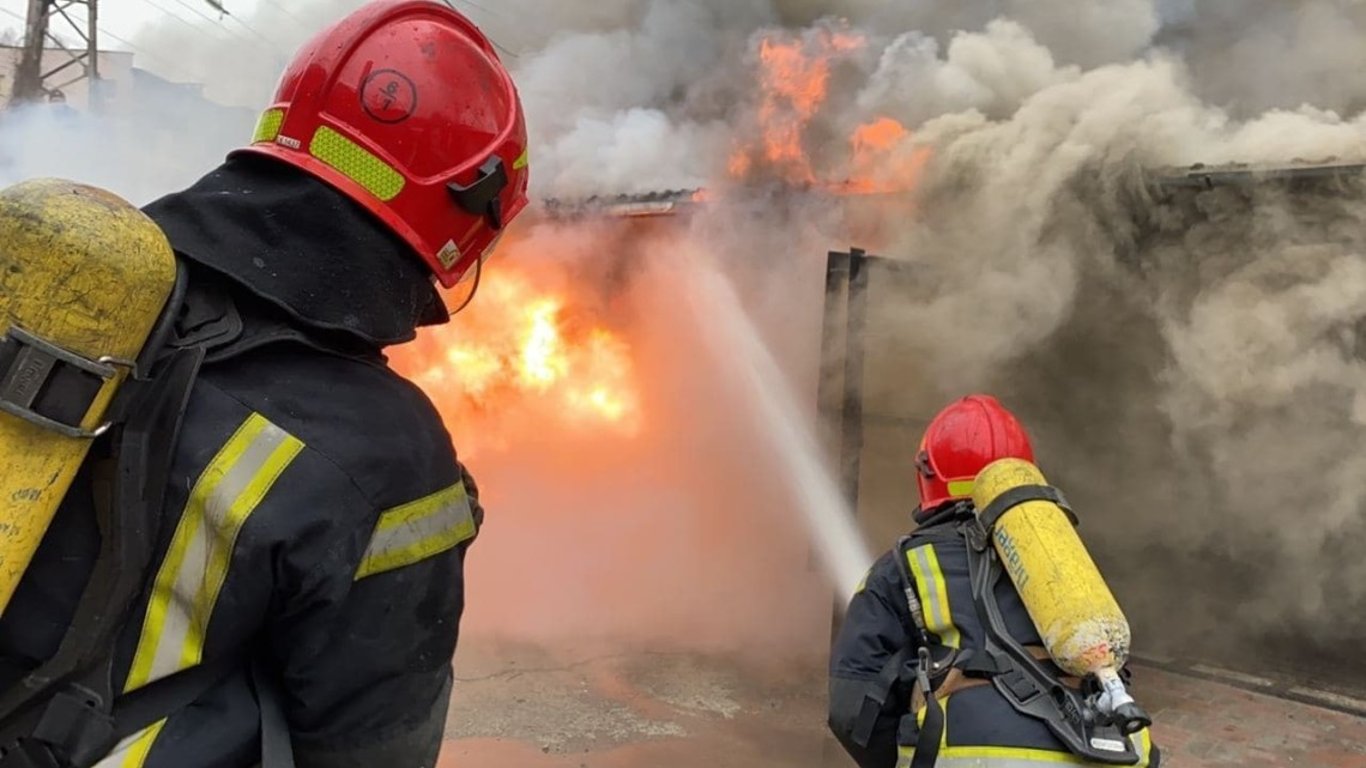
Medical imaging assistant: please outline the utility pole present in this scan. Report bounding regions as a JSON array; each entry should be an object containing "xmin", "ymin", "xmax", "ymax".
[{"xmin": 10, "ymin": 0, "xmax": 100, "ymax": 108}]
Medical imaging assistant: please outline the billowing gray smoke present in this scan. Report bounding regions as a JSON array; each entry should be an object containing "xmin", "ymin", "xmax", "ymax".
[
  {"xmin": 2, "ymin": 0, "xmax": 1364, "ymax": 682},
  {"xmin": 1156, "ymin": 0, "xmax": 1366, "ymax": 116}
]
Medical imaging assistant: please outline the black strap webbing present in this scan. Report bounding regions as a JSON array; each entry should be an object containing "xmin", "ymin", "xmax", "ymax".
[
  {"xmin": 111, "ymin": 655, "xmax": 237, "ymax": 743},
  {"xmin": 977, "ymin": 485, "xmax": 1076, "ymax": 532},
  {"xmin": 909, "ymin": 650, "xmax": 945, "ymax": 768},
  {"xmin": 893, "ymin": 534, "xmax": 948, "ymax": 768},
  {"xmin": 0, "ymin": 327, "xmax": 116, "ymax": 438},
  {"xmin": 849, "ymin": 648, "xmax": 907, "ymax": 748},
  {"xmin": 251, "ymin": 660, "xmax": 296, "ymax": 768},
  {"xmin": 110, "ymin": 653, "xmax": 298, "ymax": 767}
]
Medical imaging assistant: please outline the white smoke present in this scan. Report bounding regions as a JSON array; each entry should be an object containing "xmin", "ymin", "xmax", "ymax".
[{"xmin": 856, "ymin": 21, "xmax": 1080, "ymax": 130}]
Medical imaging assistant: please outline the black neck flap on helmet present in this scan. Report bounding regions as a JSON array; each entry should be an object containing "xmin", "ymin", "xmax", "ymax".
[{"xmin": 142, "ymin": 154, "xmax": 449, "ymax": 348}]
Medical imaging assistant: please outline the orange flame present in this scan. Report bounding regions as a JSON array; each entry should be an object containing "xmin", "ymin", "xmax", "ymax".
[
  {"xmin": 841, "ymin": 116, "xmax": 933, "ymax": 195},
  {"xmin": 727, "ymin": 29, "xmax": 931, "ymax": 197},
  {"xmin": 390, "ymin": 265, "xmax": 641, "ymax": 453},
  {"xmin": 729, "ymin": 26, "xmax": 866, "ymax": 185},
  {"xmin": 852, "ymin": 116, "xmax": 907, "ymax": 157}
]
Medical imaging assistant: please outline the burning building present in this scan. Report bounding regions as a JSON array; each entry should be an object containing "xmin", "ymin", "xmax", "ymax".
[{"xmin": 379, "ymin": 13, "xmax": 1366, "ymax": 701}]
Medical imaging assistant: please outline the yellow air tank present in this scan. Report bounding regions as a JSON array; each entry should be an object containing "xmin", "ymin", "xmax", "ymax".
[
  {"xmin": 0, "ymin": 178, "xmax": 177, "ymax": 617},
  {"xmin": 972, "ymin": 457, "xmax": 1136, "ymax": 712}
]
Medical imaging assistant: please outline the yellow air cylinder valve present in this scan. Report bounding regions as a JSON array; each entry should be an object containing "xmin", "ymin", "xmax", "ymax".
[
  {"xmin": 972, "ymin": 457, "xmax": 1150, "ymax": 734},
  {"xmin": 0, "ymin": 178, "xmax": 177, "ymax": 618}
]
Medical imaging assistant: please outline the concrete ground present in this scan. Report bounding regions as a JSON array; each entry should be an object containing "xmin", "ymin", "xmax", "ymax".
[{"xmin": 438, "ymin": 640, "xmax": 1366, "ymax": 768}]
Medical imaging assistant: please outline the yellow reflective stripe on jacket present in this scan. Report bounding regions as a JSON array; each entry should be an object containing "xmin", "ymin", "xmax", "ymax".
[
  {"xmin": 355, "ymin": 481, "xmax": 476, "ymax": 580},
  {"xmin": 122, "ymin": 414, "xmax": 304, "ymax": 693},
  {"xmin": 854, "ymin": 567, "xmax": 871, "ymax": 595},
  {"xmin": 897, "ymin": 727, "xmax": 1153, "ymax": 767},
  {"xmin": 906, "ymin": 544, "xmax": 961, "ymax": 648},
  {"xmin": 92, "ymin": 719, "xmax": 167, "ymax": 768}
]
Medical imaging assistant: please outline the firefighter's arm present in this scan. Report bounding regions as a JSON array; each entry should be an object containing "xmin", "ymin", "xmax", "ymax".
[
  {"xmin": 270, "ymin": 465, "xmax": 482, "ymax": 768},
  {"xmin": 828, "ymin": 551, "xmax": 917, "ymax": 768}
]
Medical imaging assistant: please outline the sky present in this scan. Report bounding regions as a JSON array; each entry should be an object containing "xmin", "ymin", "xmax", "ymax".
[
  {"xmin": 0, "ymin": 0, "xmax": 261, "ymax": 66},
  {"xmin": 0, "ymin": 0, "xmax": 262, "ymax": 39}
]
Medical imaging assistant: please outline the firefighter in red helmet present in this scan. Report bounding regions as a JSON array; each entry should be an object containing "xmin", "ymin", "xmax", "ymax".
[
  {"xmin": 0, "ymin": 2, "xmax": 527, "ymax": 766},
  {"xmin": 828, "ymin": 395, "xmax": 1160, "ymax": 768}
]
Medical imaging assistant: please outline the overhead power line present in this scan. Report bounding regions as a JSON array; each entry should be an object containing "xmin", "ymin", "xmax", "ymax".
[
  {"xmin": 2, "ymin": 5, "xmax": 197, "ymax": 84},
  {"xmin": 91, "ymin": 25, "xmax": 198, "ymax": 82},
  {"xmin": 136, "ymin": 0, "xmax": 274, "ymax": 56},
  {"xmin": 250, "ymin": 0, "xmax": 311, "ymax": 31}
]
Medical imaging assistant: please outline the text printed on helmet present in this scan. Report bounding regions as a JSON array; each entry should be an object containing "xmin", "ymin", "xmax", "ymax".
[{"xmin": 361, "ymin": 69, "xmax": 418, "ymax": 124}]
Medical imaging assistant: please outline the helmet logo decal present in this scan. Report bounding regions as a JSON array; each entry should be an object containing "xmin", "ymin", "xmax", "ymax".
[{"xmin": 361, "ymin": 69, "xmax": 418, "ymax": 124}]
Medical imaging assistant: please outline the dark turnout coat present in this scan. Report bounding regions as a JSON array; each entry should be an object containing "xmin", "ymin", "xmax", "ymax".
[{"xmin": 0, "ymin": 155, "xmax": 476, "ymax": 767}]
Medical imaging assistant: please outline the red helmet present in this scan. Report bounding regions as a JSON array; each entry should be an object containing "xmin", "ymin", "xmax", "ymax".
[
  {"xmin": 234, "ymin": 0, "xmax": 530, "ymax": 288},
  {"xmin": 915, "ymin": 395, "xmax": 1035, "ymax": 511}
]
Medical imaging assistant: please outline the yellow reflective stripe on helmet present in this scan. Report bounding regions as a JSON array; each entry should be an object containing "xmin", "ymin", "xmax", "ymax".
[
  {"xmin": 355, "ymin": 481, "xmax": 477, "ymax": 580},
  {"xmin": 906, "ymin": 544, "xmax": 961, "ymax": 649},
  {"xmin": 122, "ymin": 413, "xmax": 303, "ymax": 694},
  {"xmin": 947, "ymin": 479, "xmax": 975, "ymax": 497},
  {"xmin": 513, "ymin": 146, "xmax": 530, "ymax": 170},
  {"xmin": 253, "ymin": 108, "xmax": 284, "ymax": 144},
  {"xmin": 92, "ymin": 719, "xmax": 167, "ymax": 768},
  {"xmin": 309, "ymin": 126, "xmax": 405, "ymax": 202}
]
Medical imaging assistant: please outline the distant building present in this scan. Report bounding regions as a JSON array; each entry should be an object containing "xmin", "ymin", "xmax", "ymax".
[
  {"xmin": 0, "ymin": 43, "xmax": 258, "ymax": 201},
  {"xmin": 127, "ymin": 64, "xmax": 259, "ymax": 150},
  {"xmin": 0, "ymin": 45, "xmax": 135, "ymax": 110},
  {"xmin": 0, "ymin": 44, "xmax": 256, "ymax": 140}
]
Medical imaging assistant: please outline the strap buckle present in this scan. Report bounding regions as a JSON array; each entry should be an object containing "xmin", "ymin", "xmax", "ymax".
[
  {"xmin": 914, "ymin": 647, "xmax": 934, "ymax": 697},
  {"xmin": 964, "ymin": 518, "xmax": 991, "ymax": 552},
  {"xmin": 31, "ymin": 689, "xmax": 115, "ymax": 768},
  {"xmin": 0, "ymin": 740, "xmax": 63, "ymax": 768},
  {"xmin": 0, "ymin": 687, "xmax": 116, "ymax": 768},
  {"xmin": 0, "ymin": 327, "xmax": 123, "ymax": 439}
]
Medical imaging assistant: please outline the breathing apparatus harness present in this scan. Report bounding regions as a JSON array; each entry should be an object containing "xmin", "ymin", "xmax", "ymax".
[
  {"xmin": 0, "ymin": 265, "xmax": 308, "ymax": 768},
  {"xmin": 890, "ymin": 497, "xmax": 1150, "ymax": 768}
]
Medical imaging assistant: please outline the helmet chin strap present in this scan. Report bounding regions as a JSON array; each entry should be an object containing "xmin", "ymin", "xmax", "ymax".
[{"xmin": 445, "ymin": 253, "xmax": 485, "ymax": 316}]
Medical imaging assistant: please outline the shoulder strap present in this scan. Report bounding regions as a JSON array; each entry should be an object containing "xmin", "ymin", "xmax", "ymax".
[
  {"xmin": 890, "ymin": 536, "xmax": 936, "ymax": 648},
  {"xmin": 250, "ymin": 659, "xmax": 296, "ymax": 768},
  {"xmin": 107, "ymin": 655, "xmax": 295, "ymax": 767},
  {"xmin": 962, "ymin": 529, "xmax": 1141, "ymax": 766},
  {"xmin": 0, "ymin": 262, "xmax": 308, "ymax": 768},
  {"xmin": 110, "ymin": 655, "xmax": 237, "ymax": 745},
  {"xmin": 890, "ymin": 535, "xmax": 950, "ymax": 768},
  {"xmin": 0, "ymin": 317, "xmax": 205, "ymax": 764}
]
